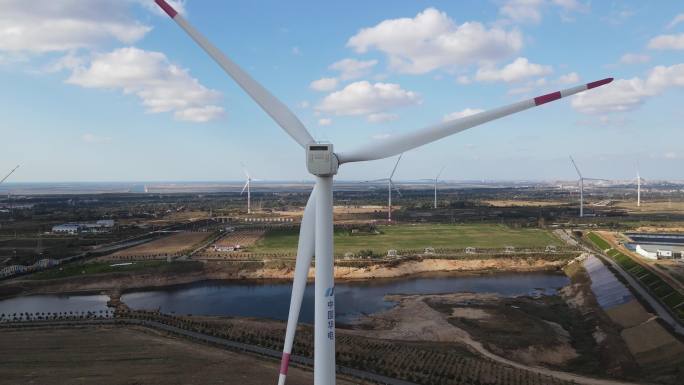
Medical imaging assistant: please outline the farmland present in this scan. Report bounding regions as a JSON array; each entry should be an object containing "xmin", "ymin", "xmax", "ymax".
[
  {"xmin": 106, "ymin": 231, "xmax": 213, "ymax": 259},
  {"xmin": 251, "ymin": 223, "xmax": 562, "ymax": 256}
]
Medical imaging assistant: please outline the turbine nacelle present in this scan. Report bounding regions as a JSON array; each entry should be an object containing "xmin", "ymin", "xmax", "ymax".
[{"xmin": 306, "ymin": 143, "xmax": 339, "ymax": 177}]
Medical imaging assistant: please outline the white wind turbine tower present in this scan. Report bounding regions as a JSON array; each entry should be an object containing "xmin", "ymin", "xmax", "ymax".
[
  {"xmin": 433, "ymin": 166, "xmax": 445, "ymax": 209},
  {"xmin": 364, "ymin": 154, "xmax": 403, "ymax": 222},
  {"xmin": 636, "ymin": 164, "xmax": 642, "ymax": 207},
  {"xmin": 154, "ymin": 2, "xmax": 613, "ymax": 384},
  {"xmin": 241, "ymin": 163, "xmax": 253, "ymax": 214},
  {"xmin": 569, "ymin": 156, "xmax": 607, "ymax": 218}
]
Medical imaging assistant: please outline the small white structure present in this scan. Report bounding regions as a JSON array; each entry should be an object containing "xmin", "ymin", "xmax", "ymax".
[
  {"xmin": 424, "ymin": 247, "xmax": 435, "ymax": 255},
  {"xmin": 545, "ymin": 245, "xmax": 557, "ymax": 253},
  {"xmin": 657, "ymin": 249, "xmax": 673, "ymax": 258},
  {"xmin": 52, "ymin": 223, "xmax": 83, "ymax": 234},
  {"xmin": 505, "ymin": 246, "xmax": 515, "ymax": 254},
  {"xmin": 465, "ymin": 247, "xmax": 476, "ymax": 254},
  {"xmin": 636, "ymin": 244, "xmax": 658, "ymax": 260},
  {"xmin": 387, "ymin": 249, "xmax": 397, "ymax": 257}
]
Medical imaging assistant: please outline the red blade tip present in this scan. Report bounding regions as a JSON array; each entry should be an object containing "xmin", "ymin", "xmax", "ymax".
[
  {"xmin": 155, "ymin": 0, "xmax": 178, "ymax": 18},
  {"xmin": 587, "ymin": 77, "xmax": 613, "ymax": 89}
]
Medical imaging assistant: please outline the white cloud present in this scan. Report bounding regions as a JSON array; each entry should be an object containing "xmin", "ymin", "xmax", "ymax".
[
  {"xmin": 309, "ymin": 77, "xmax": 339, "ymax": 92},
  {"xmin": 371, "ymin": 133, "xmax": 392, "ymax": 140},
  {"xmin": 507, "ymin": 77, "xmax": 548, "ymax": 95},
  {"xmin": 572, "ymin": 77, "xmax": 651, "ymax": 114},
  {"xmin": 329, "ymin": 58, "xmax": 378, "ymax": 80},
  {"xmin": 456, "ymin": 75, "xmax": 471, "ymax": 84},
  {"xmin": 81, "ymin": 133, "xmax": 112, "ymax": 143},
  {"xmin": 298, "ymin": 100, "xmax": 310, "ymax": 108},
  {"xmin": 552, "ymin": 0, "xmax": 586, "ymax": 11},
  {"xmin": 619, "ymin": 53, "xmax": 651, "ymax": 64},
  {"xmin": 557, "ymin": 72, "xmax": 580, "ymax": 84},
  {"xmin": 367, "ymin": 113, "xmax": 398, "ymax": 123},
  {"xmin": 667, "ymin": 14, "xmax": 684, "ymax": 29},
  {"xmin": 67, "ymin": 47, "xmax": 224, "ymax": 122},
  {"xmin": 0, "ymin": 0, "xmax": 151, "ymax": 53},
  {"xmin": 648, "ymin": 33, "xmax": 684, "ymax": 50},
  {"xmin": 317, "ymin": 81, "xmax": 420, "ymax": 117},
  {"xmin": 500, "ymin": 0, "xmax": 544, "ymax": 24},
  {"xmin": 347, "ymin": 8, "xmax": 523, "ymax": 74},
  {"xmin": 443, "ymin": 108, "xmax": 484, "ymax": 122},
  {"xmin": 318, "ymin": 118, "xmax": 332, "ymax": 126},
  {"xmin": 475, "ymin": 57, "xmax": 552, "ymax": 83},
  {"xmin": 572, "ymin": 63, "xmax": 684, "ymax": 114},
  {"xmin": 500, "ymin": 0, "xmax": 588, "ymax": 24},
  {"xmin": 291, "ymin": 46, "xmax": 302, "ymax": 56}
]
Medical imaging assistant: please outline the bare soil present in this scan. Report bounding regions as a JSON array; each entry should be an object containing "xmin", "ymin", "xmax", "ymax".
[{"xmin": 0, "ymin": 325, "xmax": 359, "ymax": 385}]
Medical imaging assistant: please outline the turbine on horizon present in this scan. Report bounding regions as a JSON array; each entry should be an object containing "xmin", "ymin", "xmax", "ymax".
[
  {"xmin": 154, "ymin": 2, "xmax": 613, "ymax": 383},
  {"xmin": 636, "ymin": 164, "xmax": 644, "ymax": 207},
  {"xmin": 569, "ymin": 156, "xmax": 608, "ymax": 218},
  {"xmin": 241, "ymin": 163, "xmax": 258, "ymax": 214},
  {"xmin": 432, "ymin": 166, "xmax": 445, "ymax": 209},
  {"xmin": 363, "ymin": 154, "xmax": 403, "ymax": 222}
]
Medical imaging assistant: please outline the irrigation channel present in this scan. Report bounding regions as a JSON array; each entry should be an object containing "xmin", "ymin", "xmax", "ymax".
[{"xmin": 0, "ymin": 272, "xmax": 568, "ymax": 323}]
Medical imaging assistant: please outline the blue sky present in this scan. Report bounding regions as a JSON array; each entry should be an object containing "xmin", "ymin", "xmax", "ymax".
[{"xmin": 1, "ymin": 0, "xmax": 683, "ymax": 183}]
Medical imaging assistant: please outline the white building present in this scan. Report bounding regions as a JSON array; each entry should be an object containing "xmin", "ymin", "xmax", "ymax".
[
  {"xmin": 636, "ymin": 244, "xmax": 658, "ymax": 260},
  {"xmin": 52, "ymin": 223, "xmax": 83, "ymax": 234}
]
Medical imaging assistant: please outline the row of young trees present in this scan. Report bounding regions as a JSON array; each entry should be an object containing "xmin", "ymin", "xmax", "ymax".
[{"xmin": 117, "ymin": 310, "xmax": 575, "ymax": 385}]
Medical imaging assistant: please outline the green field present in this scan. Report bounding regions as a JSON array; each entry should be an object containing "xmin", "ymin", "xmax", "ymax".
[
  {"xmin": 252, "ymin": 224, "xmax": 561, "ymax": 255},
  {"xmin": 28, "ymin": 260, "xmax": 203, "ymax": 280}
]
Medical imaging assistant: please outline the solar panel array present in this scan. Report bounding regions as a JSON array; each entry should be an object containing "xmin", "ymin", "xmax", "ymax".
[{"xmin": 583, "ymin": 255, "xmax": 634, "ymax": 309}]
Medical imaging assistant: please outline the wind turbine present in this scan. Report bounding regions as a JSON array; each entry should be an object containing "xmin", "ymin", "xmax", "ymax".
[
  {"xmin": 363, "ymin": 154, "xmax": 403, "ymax": 222},
  {"xmin": 569, "ymin": 156, "xmax": 607, "ymax": 217},
  {"xmin": 154, "ymin": 2, "xmax": 612, "ymax": 383},
  {"xmin": 433, "ymin": 166, "xmax": 445, "ymax": 209},
  {"xmin": 0, "ymin": 165, "xmax": 19, "ymax": 185},
  {"xmin": 241, "ymin": 163, "xmax": 253, "ymax": 214},
  {"xmin": 636, "ymin": 164, "xmax": 642, "ymax": 207}
]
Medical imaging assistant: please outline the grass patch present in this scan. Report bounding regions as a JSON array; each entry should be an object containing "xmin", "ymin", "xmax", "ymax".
[
  {"xmin": 253, "ymin": 223, "xmax": 561, "ymax": 255},
  {"xmin": 587, "ymin": 232, "xmax": 611, "ymax": 251},
  {"xmin": 27, "ymin": 260, "xmax": 203, "ymax": 280}
]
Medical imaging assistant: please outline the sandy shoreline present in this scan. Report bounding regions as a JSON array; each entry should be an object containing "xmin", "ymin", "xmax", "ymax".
[{"xmin": 0, "ymin": 257, "xmax": 567, "ymax": 299}]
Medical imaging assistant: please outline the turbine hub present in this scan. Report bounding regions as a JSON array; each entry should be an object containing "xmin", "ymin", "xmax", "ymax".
[{"xmin": 306, "ymin": 143, "xmax": 338, "ymax": 176}]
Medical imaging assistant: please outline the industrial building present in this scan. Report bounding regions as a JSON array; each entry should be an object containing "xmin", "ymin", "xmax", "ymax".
[{"xmin": 52, "ymin": 220, "xmax": 115, "ymax": 234}]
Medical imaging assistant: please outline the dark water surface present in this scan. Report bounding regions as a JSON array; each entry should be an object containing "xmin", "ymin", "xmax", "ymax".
[{"xmin": 0, "ymin": 273, "xmax": 569, "ymax": 323}]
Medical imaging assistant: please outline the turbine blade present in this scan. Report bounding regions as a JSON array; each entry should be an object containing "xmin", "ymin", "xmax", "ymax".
[
  {"xmin": 154, "ymin": 0, "xmax": 314, "ymax": 148},
  {"xmin": 569, "ymin": 156, "xmax": 583, "ymax": 178},
  {"xmin": 436, "ymin": 165, "xmax": 446, "ymax": 180},
  {"xmin": 389, "ymin": 153, "xmax": 403, "ymax": 179},
  {"xmin": 278, "ymin": 187, "xmax": 316, "ymax": 385},
  {"xmin": 240, "ymin": 181, "xmax": 249, "ymax": 195},
  {"xmin": 0, "ymin": 165, "xmax": 19, "ymax": 185},
  {"xmin": 241, "ymin": 163, "xmax": 250, "ymax": 179},
  {"xmin": 337, "ymin": 78, "xmax": 613, "ymax": 163}
]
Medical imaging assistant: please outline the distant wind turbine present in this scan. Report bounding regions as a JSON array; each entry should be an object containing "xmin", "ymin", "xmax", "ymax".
[
  {"xmin": 636, "ymin": 164, "xmax": 644, "ymax": 207},
  {"xmin": 364, "ymin": 154, "xmax": 403, "ymax": 222},
  {"xmin": 433, "ymin": 166, "xmax": 445, "ymax": 209},
  {"xmin": 569, "ymin": 156, "xmax": 607, "ymax": 217},
  {"xmin": 241, "ymin": 163, "xmax": 254, "ymax": 214}
]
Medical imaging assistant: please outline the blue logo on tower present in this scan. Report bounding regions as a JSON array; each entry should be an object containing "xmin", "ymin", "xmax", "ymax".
[{"xmin": 325, "ymin": 286, "xmax": 335, "ymax": 340}]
